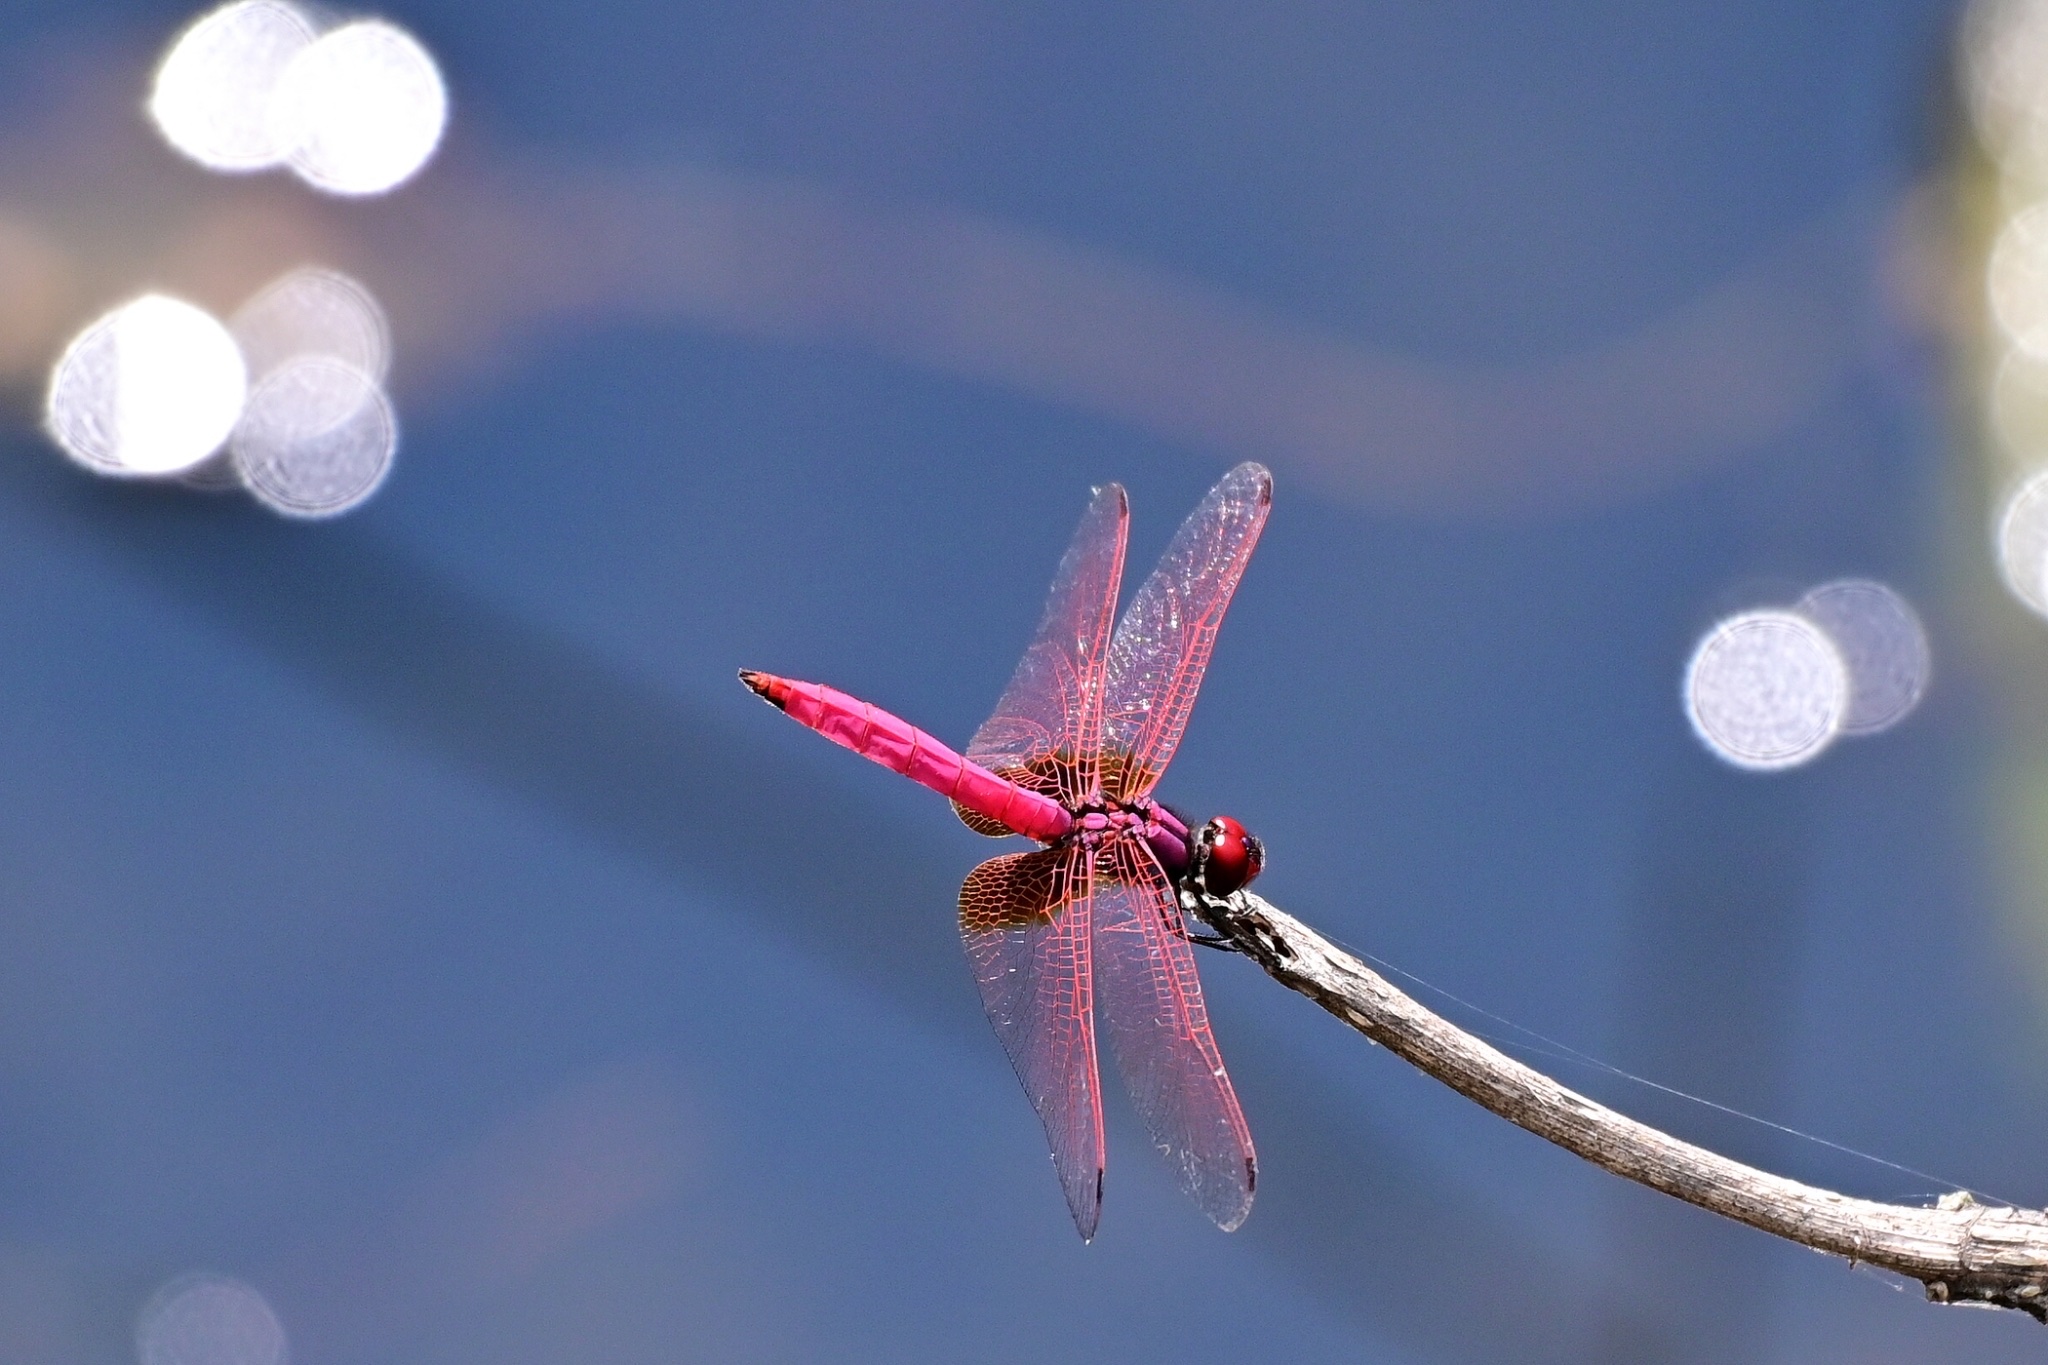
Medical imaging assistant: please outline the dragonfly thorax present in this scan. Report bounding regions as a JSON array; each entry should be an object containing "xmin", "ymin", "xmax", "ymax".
[{"xmin": 1061, "ymin": 796, "xmax": 1195, "ymax": 881}]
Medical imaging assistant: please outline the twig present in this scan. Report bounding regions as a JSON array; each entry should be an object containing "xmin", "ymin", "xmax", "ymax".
[{"xmin": 1184, "ymin": 886, "xmax": 2048, "ymax": 1319}]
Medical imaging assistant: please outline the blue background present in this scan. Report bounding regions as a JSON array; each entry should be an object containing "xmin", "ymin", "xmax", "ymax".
[{"xmin": 0, "ymin": 0, "xmax": 2038, "ymax": 1361}]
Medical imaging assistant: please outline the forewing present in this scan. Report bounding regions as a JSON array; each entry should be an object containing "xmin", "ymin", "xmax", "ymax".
[
  {"xmin": 959, "ymin": 846, "xmax": 1105, "ymax": 1240},
  {"xmin": 1102, "ymin": 462, "xmax": 1270, "ymax": 801},
  {"xmin": 1093, "ymin": 834, "xmax": 1256, "ymax": 1231},
  {"xmin": 957, "ymin": 483, "xmax": 1128, "ymax": 822}
]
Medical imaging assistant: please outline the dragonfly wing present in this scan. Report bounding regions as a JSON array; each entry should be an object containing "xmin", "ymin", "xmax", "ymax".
[
  {"xmin": 956, "ymin": 483, "xmax": 1129, "ymax": 827},
  {"xmin": 1093, "ymin": 833, "xmax": 1256, "ymax": 1231},
  {"xmin": 1102, "ymin": 462, "xmax": 1270, "ymax": 801},
  {"xmin": 959, "ymin": 846, "xmax": 1106, "ymax": 1240}
]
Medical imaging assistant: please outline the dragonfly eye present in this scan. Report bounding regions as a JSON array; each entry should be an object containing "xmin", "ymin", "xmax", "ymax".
[{"xmin": 1197, "ymin": 816, "xmax": 1264, "ymax": 895}]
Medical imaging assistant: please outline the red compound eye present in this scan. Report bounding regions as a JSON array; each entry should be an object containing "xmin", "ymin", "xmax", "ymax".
[{"xmin": 1199, "ymin": 815, "xmax": 1264, "ymax": 895}]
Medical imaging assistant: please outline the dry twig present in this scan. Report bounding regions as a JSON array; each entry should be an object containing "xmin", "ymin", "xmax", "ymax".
[{"xmin": 1184, "ymin": 886, "xmax": 2048, "ymax": 1319}]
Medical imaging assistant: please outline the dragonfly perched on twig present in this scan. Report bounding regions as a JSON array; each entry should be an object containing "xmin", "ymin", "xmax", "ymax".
[{"xmin": 742, "ymin": 462, "xmax": 1271, "ymax": 1240}]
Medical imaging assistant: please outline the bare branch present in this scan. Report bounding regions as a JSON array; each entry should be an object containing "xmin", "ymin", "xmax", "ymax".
[{"xmin": 1185, "ymin": 887, "xmax": 2048, "ymax": 1319}]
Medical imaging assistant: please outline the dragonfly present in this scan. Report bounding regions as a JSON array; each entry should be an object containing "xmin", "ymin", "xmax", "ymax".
[{"xmin": 741, "ymin": 461, "xmax": 1271, "ymax": 1240}]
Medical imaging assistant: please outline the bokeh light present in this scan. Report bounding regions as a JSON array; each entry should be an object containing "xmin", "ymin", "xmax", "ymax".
[
  {"xmin": 147, "ymin": 0, "xmax": 316, "ymax": 173},
  {"xmin": 135, "ymin": 1273, "xmax": 286, "ymax": 1365},
  {"xmin": 1966, "ymin": 0, "xmax": 2048, "ymax": 633},
  {"xmin": 1989, "ymin": 204, "xmax": 2048, "ymax": 362},
  {"xmin": 1989, "ymin": 346, "xmax": 2048, "ymax": 457},
  {"xmin": 1684, "ymin": 610, "xmax": 1849, "ymax": 771},
  {"xmin": 1997, "ymin": 468, "xmax": 2048, "ymax": 615},
  {"xmin": 231, "ymin": 266, "xmax": 391, "ymax": 387},
  {"xmin": 272, "ymin": 20, "xmax": 447, "ymax": 196},
  {"xmin": 45, "ymin": 294, "xmax": 247, "ymax": 477},
  {"xmin": 1796, "ymin": 579, "xmax": 1931, "ymax": 735},
  {"xmin": 232, "ymin": 355, "xmax": 397, "ymax": 517},
  {"xmin": 148, "ymin": 5, "xmax": 446, "ymax": 198},
  {"xmin": 1965, "ymin": 0, "xmax": 2048, "ymax": 189}
]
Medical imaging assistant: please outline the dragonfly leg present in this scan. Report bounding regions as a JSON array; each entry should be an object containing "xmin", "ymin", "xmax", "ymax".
[{"xmin": 1167, "ymin": 884, "xmax": 1241, "ymax": 952}]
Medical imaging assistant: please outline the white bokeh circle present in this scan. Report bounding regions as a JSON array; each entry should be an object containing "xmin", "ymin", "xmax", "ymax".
[
  {"xmin": 1796, "ymin": 579, "xmax": 1931, "ymax": 736},
  {"xmin": 1684, "ymin": 610, "xmax": 1849, "ymax": 771},
  {"xmin": 1997, "ymin": 468, "xmax": 2048, "ymax": 616},
  {"xmin": 46, "ymin": 295, "xmax": 248, "ymax": 477},
  {"xmin": 231, "ymin": 267, "xmax": 391, "ymax": 385},
  {"xmin": 232, "ymin": 356, "xmax": 397, "ymax": 518},
  {"xmin": 272, "ymin": 21, "xmax": 447, "ymax": 196},
  {"xmin": 136, "ymin": 1272, "xmax": 287, "ymax": 1365},
  {"xmin": 147, "ymin": 0, "xmax": 317, "ymax": 172},
  {"xmin": 1990, "ymin": 204, "xmax": 2048, "ymax": 360},
  {"xmin": 1964, "ymin": 0, "xmax": 2048, "ymax": 180}
]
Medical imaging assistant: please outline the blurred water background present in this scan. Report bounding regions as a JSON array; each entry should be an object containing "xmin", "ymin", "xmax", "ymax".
[{"xmin": 0, "ymin": 0, "xmax": 2041, "ymax": 1361}]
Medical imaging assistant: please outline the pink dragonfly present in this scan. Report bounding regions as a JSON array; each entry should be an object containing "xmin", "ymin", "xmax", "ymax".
[{"xmin": 741, "ymin": 461, "xmax": 1271, "ymax": 1240}]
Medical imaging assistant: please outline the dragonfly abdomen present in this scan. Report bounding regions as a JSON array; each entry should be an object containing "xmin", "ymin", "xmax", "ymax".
[{"xmin": 740, "ymin": 671, "xmax": 1074, "ymax": 842}]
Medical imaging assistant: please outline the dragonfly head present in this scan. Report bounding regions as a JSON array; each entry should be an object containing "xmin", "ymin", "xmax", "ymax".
[{"xmin": 1194, "ymin": 815, "xmax": 1264, "ymax": 896}]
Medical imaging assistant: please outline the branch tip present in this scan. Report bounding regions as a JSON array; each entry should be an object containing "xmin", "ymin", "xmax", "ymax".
[{"xmin": 1191, "ymin": 886, "xmax": 2048, "ymax": 1324}]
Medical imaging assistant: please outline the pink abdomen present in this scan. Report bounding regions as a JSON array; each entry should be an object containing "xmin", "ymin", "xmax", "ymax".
[{"xmin": 740, "ymin": 671, "xmax": 1073, "ymax": 842}]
